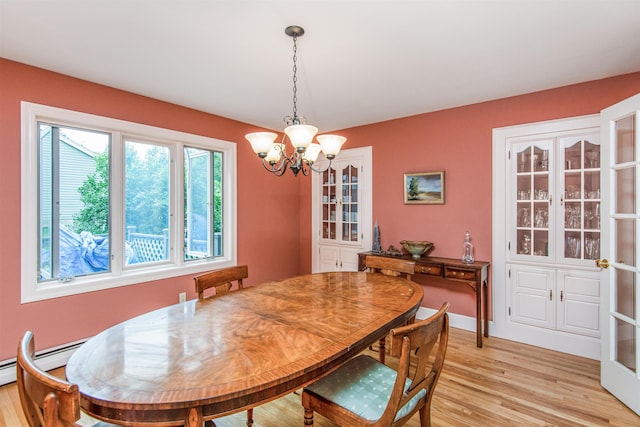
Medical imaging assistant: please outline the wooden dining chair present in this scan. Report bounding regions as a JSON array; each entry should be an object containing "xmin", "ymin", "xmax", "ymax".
[
  {"xmin": 302, "ymin": 302, "xmax": 450, "ymax": 427},
  {"xmin": 365, "ymin": 255, "xmax": 416, "ymax": 363},
  {"xmin": 194, "ymin": 265, "xmax": 248, "ymax": 300},
  {"xmin": 17, "ymin": 331, "xmax": 119, "ymax": 427},
  {"xmin": 194, "ymin": 265, "xmax": 254, "ymax": 427},
  {"xmin": 365, "ymin": 255, "xmax": 415, "ymax": 280}
]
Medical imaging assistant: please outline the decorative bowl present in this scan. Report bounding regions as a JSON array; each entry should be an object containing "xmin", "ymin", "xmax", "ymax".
[{"xmin": 400, "ymin": 240, "xmax": 434, "ymax": 259}]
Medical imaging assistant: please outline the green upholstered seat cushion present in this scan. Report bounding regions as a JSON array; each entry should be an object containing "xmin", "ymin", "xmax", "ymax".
[{"xmin": 304, "ymin": 354, "xmax": 426, "ymax": 422}]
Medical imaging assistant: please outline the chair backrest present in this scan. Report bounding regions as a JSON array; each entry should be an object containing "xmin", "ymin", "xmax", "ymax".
[
  {"xmin": 383, "ymin": 302, "xmax": 450, "ymax": 426},
  {"xmin": 194, "ymin": 265, "xmax": 248, "ymax": 300},
  {"xmin": 365, "ymin": 255, "xmax": 415, "ymax": 280},
  {"xmin": 17, "ymin": 331, "xmax": 83, "ymax": 427}
]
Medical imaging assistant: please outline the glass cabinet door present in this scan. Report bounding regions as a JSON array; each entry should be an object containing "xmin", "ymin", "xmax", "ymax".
[
  {"xmin": 321, "ymin": 167, "xmax": 337, "ymax": 240},
  {"xmin": 513, "ymin": 139, "xmax": 553, "ymax": 259},
  {"xmin": 560, "ymin": 135, "xmax": 601, "ymax": 263},
  {"xmin": 341, "ymin": 164, "xmax": 359, "ymax": 242},
  {"xmin": 321, "ymin": 161, "xmax": 361, "ymax": 243}
]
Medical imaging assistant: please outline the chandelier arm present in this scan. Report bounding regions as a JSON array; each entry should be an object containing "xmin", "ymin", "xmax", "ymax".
[
  {"xmin": 261, "ymin": 157, "xmax": 288, "ymax": 175},
  {"xmin": 272, "ymin": 165, "xmax": 289, "ymax": 177},
  {"xmin": 305, "ymin": 158, "xmax": 333, "ymax": 174},
  {"xmin": 301, "ymin": 162, "xmax": 310, "ymax": 176}
]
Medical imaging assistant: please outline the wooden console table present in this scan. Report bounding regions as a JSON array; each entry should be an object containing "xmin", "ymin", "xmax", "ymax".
[{"xmin": 359, "ymin": 252, "xmax": 490, "ymax": 347}]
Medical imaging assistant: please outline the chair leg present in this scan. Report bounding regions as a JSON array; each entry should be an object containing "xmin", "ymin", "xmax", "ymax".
[
  {"xmin": 246, "ymin": 408, "xmax": 254, "ymax": 426},
  {"xmin": 379, "ymin": 337, "xmax": 386, "ymax": 364},
  {"xmin": 304, "ymin": 408, "xmax": 314, "ymax": 426},
  {"xmin": 419, "ymin": 404, "xmax": 431, "ymax": 427}
]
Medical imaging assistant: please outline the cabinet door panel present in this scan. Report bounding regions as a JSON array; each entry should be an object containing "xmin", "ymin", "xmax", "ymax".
[
  {"xmin": 319, "ymin": 246, "xmax": 340, "ymax": 272},
  {"xmin": 557, "ymin": 270, "xmax": 600, "ymax": 337},
  {"xmin": 318, "ymin": 246, "xmax": 360, "ymax": 272},
  {"xmin": 509, "ymin": 265, "xmax": 555, "ymax": 329},
  {"xmin": 339, "ymin": 247, "xmax": 362, "ymax": 272}
]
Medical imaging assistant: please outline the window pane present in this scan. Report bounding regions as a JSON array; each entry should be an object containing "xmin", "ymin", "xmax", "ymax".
[
  {"xmin": 38, "ymin": 124, "xmax": 110, "ymax": 282},
  {"xmin": 125, "ymin": 141, "xmax": 170, "ymax": 265},
  {"xmin": 184, "ymin": 147, "xmax": 223, "ymax": 260}
]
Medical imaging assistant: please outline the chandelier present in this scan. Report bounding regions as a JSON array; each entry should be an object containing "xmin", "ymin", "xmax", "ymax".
[{"xmin": 245, "ymin": 25, "xmax": 346, "ymax": 176}]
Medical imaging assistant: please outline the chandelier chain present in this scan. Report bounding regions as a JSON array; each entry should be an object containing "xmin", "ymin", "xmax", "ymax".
[{"xmin": 291, "ymin": 34, "xmax": 298, "ymax": 124}]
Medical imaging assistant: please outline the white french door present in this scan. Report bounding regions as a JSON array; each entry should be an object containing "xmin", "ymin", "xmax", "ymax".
[{"xmin": 600, "ymin": 93, "xmax": 640, "ymax": 415}]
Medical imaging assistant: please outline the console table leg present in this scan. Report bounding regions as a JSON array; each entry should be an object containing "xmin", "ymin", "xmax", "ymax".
[{"xmin": 476, "ymin": 282, "xmax": 483, "ymax": 348}]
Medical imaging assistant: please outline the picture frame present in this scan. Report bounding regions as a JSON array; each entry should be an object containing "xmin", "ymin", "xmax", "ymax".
[{"xmin": 404, "ymin": 171, "xmax": 445, "ymax": 204}]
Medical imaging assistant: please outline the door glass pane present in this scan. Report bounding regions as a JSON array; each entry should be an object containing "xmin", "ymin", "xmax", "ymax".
[
  {"xmin": 517, "ymin": 146, "xmax": 531, "ymax": 173},
  {"xmin": 616, "ymin": 269, "xmax": 636, "ymax": 319},
  {"xmin": 584, "ymin": 141, "xmax": 600, "ymax": 169},
  {"xmin": 615, "ymin": 218, "xmax": 636, "ymax": 267},
  {"xmin": 616, "ymin": 167, "xmax": 635, "ymax": 214},
  {"xmin": 616, "ymin": 114, "xmax": 635, "ymax": 164},
  {"xmin": 351, "ymin": 223, "xmax": 358, "ymax": 242},
  {"xmin": 125, "ymin": 141, "xmax": 170, "ymax": 265},
  {"xmin": 616, "ymin": 317, "xmax": 636, "ymax": 372},
  {"xmin": 534, "ymin": 147, "xmax": 550, "ymax": 172}
]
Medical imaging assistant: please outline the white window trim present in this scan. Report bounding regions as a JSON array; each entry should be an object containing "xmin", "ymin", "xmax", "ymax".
[{"xmin": 21, "ymin": 102, "xmax": 237, "ymax": 303}]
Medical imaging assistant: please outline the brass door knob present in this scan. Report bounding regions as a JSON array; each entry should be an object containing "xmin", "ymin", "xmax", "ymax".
[{"xmin": 595, "ymin": 259, "xmax": 610, "ymax": 269}]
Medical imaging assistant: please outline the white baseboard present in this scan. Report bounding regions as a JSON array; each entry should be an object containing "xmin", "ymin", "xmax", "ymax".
[
  {"xmin": 416, "ymin": 306, "xmax": 482, "ymax": 333},
  {"xmin": 0, "ymin": 338, "xmax": 86, "ymax": 386},
  {"xmin": 416, "ymin": 307, "xmax": 599, "ymax": 360}
]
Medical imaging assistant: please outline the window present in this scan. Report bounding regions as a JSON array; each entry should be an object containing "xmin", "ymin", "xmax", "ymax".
[{"xmin": 21, "ymin": 102, "xmax": 237, "ymax": 302}]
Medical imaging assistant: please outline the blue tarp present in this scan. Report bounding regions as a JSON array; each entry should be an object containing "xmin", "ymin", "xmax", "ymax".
[{"xmin": 42, "ymin": 225, "xmax": 138, "ymax": 280}]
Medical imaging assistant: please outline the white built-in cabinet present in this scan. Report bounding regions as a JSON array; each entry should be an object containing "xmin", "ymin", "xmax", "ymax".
[
  {"xmin": 312, "ymin": 147, "xmax": 372, "ymax": 272},
  {"xmin": 493, "ymin": 115, "xmax": 602, "ymax": 358}
]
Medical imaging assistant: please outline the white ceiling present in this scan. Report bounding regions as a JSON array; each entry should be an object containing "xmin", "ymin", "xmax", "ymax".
[{"xmin": 1, "ymin": 0, "xmax": 640, "ymax": 132}]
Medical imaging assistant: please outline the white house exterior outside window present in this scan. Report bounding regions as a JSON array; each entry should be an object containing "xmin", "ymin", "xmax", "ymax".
[{"xmin": 21, "ymin": 102, "xmax": 237, "ymax": 303}]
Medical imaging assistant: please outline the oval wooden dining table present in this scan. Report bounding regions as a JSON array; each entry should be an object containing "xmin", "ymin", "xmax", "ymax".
[{"xmin": 65, "ymin": 271, "xmax": 424, "ymax": 426}]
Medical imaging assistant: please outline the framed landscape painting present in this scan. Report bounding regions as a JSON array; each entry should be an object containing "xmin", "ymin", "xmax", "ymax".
[{"xmin": 404, "ymin": 171, "xmax": 445, "ymax": 204}]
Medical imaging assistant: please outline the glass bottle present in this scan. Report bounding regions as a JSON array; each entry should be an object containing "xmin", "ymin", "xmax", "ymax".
[
  {"xmin": 462, "ymin": 231, "xmax": 475, "ymax": 264},
  {"xmin": 372, "ymin": 220, "xmax": 382, "ymax": 253}
]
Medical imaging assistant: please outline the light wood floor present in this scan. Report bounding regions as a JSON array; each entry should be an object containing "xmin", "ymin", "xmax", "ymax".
[{"xmin": 2, "ymin": 328, "xmax": 638, "ymax": 426}]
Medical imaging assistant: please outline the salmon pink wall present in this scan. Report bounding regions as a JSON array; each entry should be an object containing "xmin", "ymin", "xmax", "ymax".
[
  {"xmin": 299, "ymin": 72, "xmax": 640, "ymax": 317},
  {"xmin": 0, "ymin": 59, "xmax": 302, "ymax": 360},
  {"xmin": 3, "ymin": 57, "xmax": 640, "ymax": 360}
]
